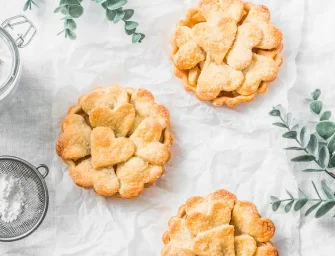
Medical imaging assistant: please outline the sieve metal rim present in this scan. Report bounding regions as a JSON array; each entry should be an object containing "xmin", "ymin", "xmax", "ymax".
[{"xmin": 0, "ymin": 155, "xmax": 49, "ymax": 242}]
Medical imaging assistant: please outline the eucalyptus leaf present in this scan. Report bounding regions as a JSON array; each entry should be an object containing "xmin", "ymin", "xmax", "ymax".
[
  {"xmin": 125, "ymin": 21, "xmax": 139, "ymax": 30},
  {"xmin": 269, "ymin": 109, "xmax": 280, "ymax": 116},
  {"xmin": 64, "ymin": 19, "xmax": 76, "ymax": 30},
  {"xmin": 132, "ymin": 33, "xmax": 141, "ymax": 43},
  {"xmin": 305, "ymin": 202, "xmax": 321, "ymax": 216},
  {"xmin": 123, "ymin": 9, "xmax": 134, "ymax": 20},
  {"xmin": 24, "ymin": 1, "xmax": 30, "ymax": 11},
  {"xmin": 319, "ymin": 146, "xmax": 330, "ymax": 169},
  {"xmin": 316, "ymin": 121, "xmax": 335, "ymax": 140},
  {"xmin": 270, "ymin": 196, "xmax": 279, "ymax": 202},
  {"xmin": 107, "ymin": 0, "xmax": 127, "ymax": 10},
  {"xmin": 113, "ymin": 9, "xmax": 125, "ymax": 23},
  {"xmin": 106, "ymin": 9, "xmax": 117, "ymax": 21},
  {"xmin": 329, "ymin": 155, "xmax": 335, "ymax": 168},
  {"xmin": 273, "ymin": 122, "xmax": 287, "ymax": 128},
  {"xmin": 138, "ymin": 33, "xmax": 145, "ymax": 42},
  {"xmin": 125, "ymin": 27, "xmax": 136, "ymax": 35},
  {"xmin": 294, "ymin": 199, "xmax": 308, "ymax": 211},
  {"xmin": 68, "ymin": 5, "xmax": 84, "ymax": 18},
  {"xmin": 307, "ymin": 134, "xmax": 318, "ymax": 156},
  {"xmin": 61, "ymin": 7, "xmax": 69, "ymax": 15},
  {"xmin": 272, "ymin": 201, "xmax": 281, "ymax": 211},
  {"xmin": 315, "ymin": 202, "xmax": 335, "ymax": 218},
  {"xmin": 66, "ymin": 29, "xmax": 76, "ymax": 40},
  {"xmin": 285, "ymin": 200, "xmax": 294, "ymax": 213},
  {"xmin": 300, "ymin": 126, "xmax": 310, "ymax": 148},
  {"xmin": 328, "ymin": 135, "xmax": 335, "ymax": 154},
  {"xmin": 286, "ymin": 189, "xmax": 294, "ymax": 199},
  {"xmin": 285, "ymin": 147, "xmax": 304, "ymax": 150},
  {"xmin": 320, "ymin": 111, "xmax": 331, "ymax": 121},
  {"xmin": 312, "ymin": 89, "xmax": 321, "ymax": 100},
  {"xmin": 283, "ymin": 131, "xmax": 297, "ymax": 139},
  {"xmin": 302, "ymin": 169, "xmax": 324, "ymax": 172},
  {"xmin": 310, "ymin": 101, "xmax": 322, "ymax": 115},
  {"xmin": 291, "ymin": 155, "xmax": 315, "ymax": 162},
  {"xmin": 321, "ymin": 179, "xmax": 335, "ymax": 199}
]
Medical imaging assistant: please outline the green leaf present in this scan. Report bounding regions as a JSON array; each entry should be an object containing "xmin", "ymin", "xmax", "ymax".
[
  {"xmin": 125, "ymin": 21, "xmax": 139, "ymax": 30},
  {"xmin": 106, "ymin": 9, "xmax": 117, "ymax": 21},
  {"xmin": 305, "ymin": 202, "xmax": 321, "ymax": 216},
  {"xmin": 312, "ymin": 89, "xmax": 321, "ymax": 100},
  {"xmin": 285, "ymin": 200, "xmax": 294, "ymax": 213},
  {"xmin": 294, "ymin": 199, "xmax": 308, "ymax": 211},
  {"xmin": 125, "ymin": 27, "xmax": 136, "ymax": 35},
  {"xmin": 273, "ymin": 122, "xmax": 287, "ymax": 128},
  {"xmin": 114, "ymin": 9, "xmax": 125, "ymax": 23},
  {"xmin": 310, "ymin": 100, "xmax": 322, "ymax": 115},
  {"xmin": 321, "ymin": 179, "xmax": 335, "ymax": 199},
  {"xmin": 306, "ymin": 134, "xmax": 318, "ymax": 156},
  {"xmin": 132, "ymin": 33, "xmax": 141, "ymax": 43},
  {"xmin": 316, "ymin": 121, "xmax": 335, "ymax": 140},
  {"xmin": 300, "ymin": 126, "xmax": 310, "ymax": 148},
  {"xmin": 269, "ymin": 109, "xmax": 280, "ymax": 116},
  {"xmin": 64, "ymin": 19, "xmax": 76, "ymax": 30},
  {"xmin": 61, "ymin": 7, "xmax": 69, "ymax": 15},
  {"xmin": 315, "ymin": 202, "xmax": 335, "ymax": 218},
  {"xmin": 291, "ymin": 155, "xmax": 315, "ymax": 162},
  {"xmin": 24, "ymin": 1, "xmax": 30, "ymax": 11},
  {"xmin": 138, "ymin": 33, "xmax": 145, "ymax": 42},
  {"xmin": 107, "ymin": 0, "xmax": 127, "ymax": 10},
  {"xmin": 282, "ymin": 131, "xmax": 297, "ymax": 139},
  {"xmin": 270, "ymin": 196, "xmax": 279, "ymax": 202},
  {"xmin": 66, "ymin": 29, "xmax": 76, "ymax": 40},
  {"xmin": 302, "ymin": 169, "xmax": 324, "ymax": 172},
  {"xmin": 329, "ymin": 155, "xmax": 335, "ymax": 168},
  {"xmin": 285, "ymin": 147, "xmax": 304, "ymax": 150},
  {"xmin": 328, "ymin": 135, "xmax": 335, "ymax": 154},
  {"xmin": 123, "ymin": 9, "xmax": 134, "ymax": 20},
  {"xmin": 54, "ymin": 5, "xmax": 66, "ymax": 13},
  {"xmin": 272, "ymin": 201, "xmax": 281, "ymax": 211},
  {"xmin": 320, "ymin": 111, "xmax": 331, "ymax": 121},
  {"xmin": 319, "ymin": 146, "xmax": 330, "ymax": 169},
  {"xmin": 286, "ymin": 189, "xmax": 294, "ymax": 199},
  {"xmin": 68, "ymin": 5, "xmax": 84, "ymax": 18}
]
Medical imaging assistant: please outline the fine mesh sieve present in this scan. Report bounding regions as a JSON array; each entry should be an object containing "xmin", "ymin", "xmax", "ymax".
[{"xmin": 0, "ymin": 156, "xmax": 49, "ymax": 242}]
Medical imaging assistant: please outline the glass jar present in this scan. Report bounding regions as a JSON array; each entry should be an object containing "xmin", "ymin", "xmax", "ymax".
[{"xmin": 0, "ymin": 15, "xmax": 36, "ymax": 108}]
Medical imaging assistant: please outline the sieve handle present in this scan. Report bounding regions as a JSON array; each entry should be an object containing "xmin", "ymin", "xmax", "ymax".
[{"xmin": 36, "ymin": 164, "xmax": 49, "ymax": 178}]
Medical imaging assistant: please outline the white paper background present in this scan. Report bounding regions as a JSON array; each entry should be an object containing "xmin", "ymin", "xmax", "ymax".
[{"xmin": 1, "ymin": 0, "xmax": 335, "ymax": 255}]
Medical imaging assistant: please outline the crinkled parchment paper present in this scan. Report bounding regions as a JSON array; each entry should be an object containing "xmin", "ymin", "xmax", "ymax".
[{"xmin": 52, "ymin": 0, "xmax": 304, "ymax": 255}]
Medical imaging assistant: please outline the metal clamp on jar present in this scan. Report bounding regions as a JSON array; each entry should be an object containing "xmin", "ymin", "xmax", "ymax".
[{"xmin": 0, "ymin": 15, "xmax": 36, "ymax": 108}]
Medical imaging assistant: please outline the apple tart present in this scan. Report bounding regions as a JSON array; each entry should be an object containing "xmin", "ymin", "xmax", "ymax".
[
  {"xmin": 162, "ymin": 189, "xmax": 278, "ymax": 256},
  {"xmin": 171, "ymin": 0, "xmax": 283, "ymax": 107},
  {"xmin": 56, "ymin": 85, "xmax": 173, "ymax": 198}
]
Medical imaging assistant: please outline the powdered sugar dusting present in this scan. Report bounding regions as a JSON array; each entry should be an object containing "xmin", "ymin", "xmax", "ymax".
[{"xmin": 0, "ymin": 173, "xmax": 26, "ymax": 223}]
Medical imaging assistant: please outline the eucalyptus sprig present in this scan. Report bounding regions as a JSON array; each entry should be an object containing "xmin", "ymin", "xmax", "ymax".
[
  {"xmin": 24, "ymin": 0, "xmax": 38, "ymax": 11},
  {"xmin": 270, "ymin": 180, "xmax": 335, "ymax": 218},
  {"xmin": 54, "ymin": 0, "xmax": 84, "ymax": 40},
  {"xmin": 98, "ymin": 0, "xmax": 145, "ymax": 43},
  {"xmin": 269, "ymin": 89, "xmax": 335, "ymax": 180}
]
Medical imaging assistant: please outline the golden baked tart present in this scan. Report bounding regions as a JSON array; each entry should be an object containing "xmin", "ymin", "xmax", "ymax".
[
  {"xmin": 56, "ymin": 85, "xmax": 173, "ymax": 198},
  {"xmin": 171, "ymin": 0, "xmax": 283, "ymax": 107},
  {"xmin": 162, "ymin": 189, "xmax": 278, "ymax": 256}
]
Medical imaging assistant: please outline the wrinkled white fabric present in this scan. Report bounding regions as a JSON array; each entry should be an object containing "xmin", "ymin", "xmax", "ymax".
[{"xmin": 2, "ymin": 0, "xmax": 335, "ymax": 255}]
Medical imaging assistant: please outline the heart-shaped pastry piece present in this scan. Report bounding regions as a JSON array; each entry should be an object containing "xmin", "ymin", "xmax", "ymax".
[
  {"xmin": 130, "ymin": 117, "xmax": 170, "ymax": 165},
  {"xmin": 89, "ymin": 103, "xmax": 135, "ymax": 137},
  {"xmin": 56, "ymin": 114, "xmax": 91, "ymax": 160},
  {"xmin": 196, "ymin": 60, "xmax": 244, "ymax": 100},
  {"xmin": 234, "ymin": 234, "xmax": 257, "ymax": 256},
  {"xmin": 192, "ymin": 17, "xmax": 237, "ymax": 64},
  {"xmin": 91, "ymin": 127, "xmax": 135, "ymax": 169}
]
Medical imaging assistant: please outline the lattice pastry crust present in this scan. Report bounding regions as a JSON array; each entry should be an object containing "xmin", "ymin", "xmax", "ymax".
[
  {"xmin": 162, "ymin": 189, "xmax": 278, "ymax": 256},
  {"xmin": 56, "ymin": 85, "xmax": 173, "ymax": 198},
  {"xmin": 171, "ymin": 0, "xmax": 283, "ymax": 107}
]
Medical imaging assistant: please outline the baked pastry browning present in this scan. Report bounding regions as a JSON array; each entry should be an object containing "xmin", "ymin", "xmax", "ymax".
[
  {"xmin": 56, "ymin": 85, "xmax": 173, "ymax": 198},
  {"xmin": 162, "ymin": 189, "xmax": 278, "ymax": 256},
  {"xmin": 171, "ymin": 0, "xmax": 283, "ymax": 107}
]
